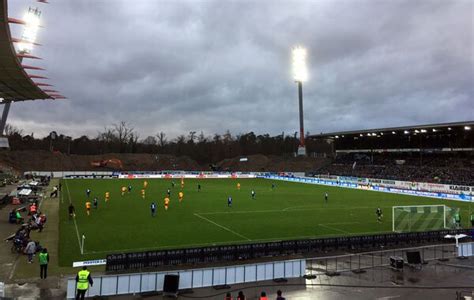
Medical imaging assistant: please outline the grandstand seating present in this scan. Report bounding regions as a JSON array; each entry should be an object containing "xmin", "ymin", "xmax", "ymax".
[{"xmin": 316, "ymin": 152, "xmax": 474, "ymax": 186}]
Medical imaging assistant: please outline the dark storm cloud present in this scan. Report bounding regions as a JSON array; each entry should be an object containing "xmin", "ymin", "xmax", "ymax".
[{"xmin": 6, "ymin": 0, "xmax": 473, "ymax": 138}]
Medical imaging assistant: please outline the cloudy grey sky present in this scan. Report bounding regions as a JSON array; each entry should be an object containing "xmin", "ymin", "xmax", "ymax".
[{"xmin": 7, "ymin": 0, "xmax": 474, "ymax": 139}]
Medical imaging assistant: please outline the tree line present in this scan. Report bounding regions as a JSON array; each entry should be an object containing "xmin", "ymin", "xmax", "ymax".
[{"xmin": 4, "ymin": 122, "xmax": 331, "ymax": 163}]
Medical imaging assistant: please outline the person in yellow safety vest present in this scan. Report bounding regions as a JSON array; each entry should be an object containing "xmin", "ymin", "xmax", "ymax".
[
  {"xmin": 39, "ymin": 248, "xmax": 49, "ymax": 279},
  {"xmin": 76, "ymin": 266, "xmax": 93, "ymax": 300}
]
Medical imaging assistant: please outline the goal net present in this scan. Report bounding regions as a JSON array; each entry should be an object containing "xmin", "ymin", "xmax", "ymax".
[{"xmin": 392, "ymin": 205, "xmax": 458, "ymax": 232}]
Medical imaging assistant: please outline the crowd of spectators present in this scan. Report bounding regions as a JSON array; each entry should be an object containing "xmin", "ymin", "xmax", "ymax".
[{"xmin": 317, "ymin": 152, "xmax": 474, "ymax": 186}]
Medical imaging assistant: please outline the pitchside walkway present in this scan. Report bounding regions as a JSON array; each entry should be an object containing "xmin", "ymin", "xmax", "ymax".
[
  {"xmin": 0, "ymin": 184, "xmax": 20, "ymax": 282},
  {"xmin": 1, "ymin": 180, "xmax": 101, "ymax": 299}
]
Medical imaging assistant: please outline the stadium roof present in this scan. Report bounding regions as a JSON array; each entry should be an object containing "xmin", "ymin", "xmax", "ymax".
[
  {"xmin": 0, "ymin": 0, "xmax": 59, "ymax": 102},
  {"xmin": 309, "ymin": 121, "xmax": 474, "ymax": 139}
]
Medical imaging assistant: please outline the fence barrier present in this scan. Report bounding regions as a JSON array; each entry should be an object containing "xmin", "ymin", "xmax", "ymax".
[
  {"xmin": 106, "ymin": 229, "xmax": 469, "ymax": 272},
  {"xmin": 306, "ymin": 243, "xmax": 459, "ymax": 276}
]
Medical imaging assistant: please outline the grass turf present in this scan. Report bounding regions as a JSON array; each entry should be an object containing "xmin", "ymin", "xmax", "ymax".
[{"xmin": 58, "ymin": 178, "xmax": 472, "ymax": 266}]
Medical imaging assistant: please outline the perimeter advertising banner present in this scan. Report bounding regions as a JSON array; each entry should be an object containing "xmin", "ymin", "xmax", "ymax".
[
  {"xmin": 118, "ymin": 173, "xmax": 257, "ymax": 179},
  {"xmin": 264, "ymin": 174, "xmax": 473, "ymax": 202}
]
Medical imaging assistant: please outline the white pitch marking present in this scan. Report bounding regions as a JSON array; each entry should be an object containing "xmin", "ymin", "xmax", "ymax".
[
  {"xmin": 318, "ymin": 223, "xmax": 350, "ymax": 234},
  {"xmin": 65, "ymin": 180, "xmax": 84, "ymax": 255},
  {"xmin": 193, "ymin": 213, "xmax": 251, "ymax": 241}
]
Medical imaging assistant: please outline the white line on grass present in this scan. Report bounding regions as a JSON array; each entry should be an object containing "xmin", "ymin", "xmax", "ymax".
[
  {"xmin": 198, "ymin": 206, "xmax": 394, "ymax": 215},
  {"xmin": 318, "ymin": 223, "xmax": 350, "ymax": 234},
  {"xmin": 60, "ymin": 184, "xmax": 64, "ymax": 204},
  {"xmin": 322, "ymin": 221, "xmax": 360, "ymax": 226},
  {"xmin": 283, "ymin": 205, "xmax": 394, "ymax": 212},
  {"xmin": 193, "ymin": 213, "xmax": 252, "ymax": 241},
  {"xmin": 64, "ymin": 180, "xmax": 83, "ymax": 255}
]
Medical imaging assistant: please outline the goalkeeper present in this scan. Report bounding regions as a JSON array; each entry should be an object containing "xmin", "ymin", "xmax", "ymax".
[
  {"xmin": 376, "ymin": 207, "xmax": 383, "ymax": 223},
  {"xmin": 454, "ymin": 211, "xmax": 461, "ymax": 229}
]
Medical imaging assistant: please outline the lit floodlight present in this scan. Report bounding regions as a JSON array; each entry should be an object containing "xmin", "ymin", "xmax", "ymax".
[
  {"xmin": 420, "ymin": 129, "xmax": 427, "ymax": 133},
  {"xmin": 432, "ymin": 129, "xmax": 437, "ymax": 132},
  {"xmin": 448, "ymin": 127, "xmax": 452, "ymax": 131},
  {"xmin": 392, "ymin": 131, "xmax": 396, "ymax": 134},
  {"xmin": 292, "ymin": 46, "xmax": 308, "ymax": 82},
  {"xmin": 18, "ymin": 7, "xmax": 41, "ymax": 54},
  {"xmin": 404, "ymin": 130, "xmax": 409, "ymax": 134},
  {"xmin": 465, "ymin": 126, "xmax": 471, "ymax": 130}
]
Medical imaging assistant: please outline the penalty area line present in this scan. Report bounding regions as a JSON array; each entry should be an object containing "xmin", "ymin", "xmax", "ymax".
[
  {"xmin": 318, "ymin": 223, "xmax": 350, "ymax": 234},
  {"xmin": 193, "ymin": 213, "xmax": 252, "ymax": 241}
]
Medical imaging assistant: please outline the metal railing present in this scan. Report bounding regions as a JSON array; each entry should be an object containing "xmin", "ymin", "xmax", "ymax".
[
  {"xmin": 306, "ymin": 243, "xmax": 459, "ymax": 276},
  {"xmin": 106, "ymin": 229, "xmax": 469, "ymax": 272}
]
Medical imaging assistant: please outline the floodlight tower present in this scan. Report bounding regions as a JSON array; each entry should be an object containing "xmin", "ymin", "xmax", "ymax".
[
  {"xmin": 0, "ymin": 7, "xmax": 41, "ymax": 136},
  {"xmin": 292, "ymin": 46, "xmax": 308, "ymax": 156}
]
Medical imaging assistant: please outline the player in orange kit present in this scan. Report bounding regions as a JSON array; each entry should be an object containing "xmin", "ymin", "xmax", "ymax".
[
  {"xmin": 143, "ymin": 180, "xmax": 148, "ymax": 189},
  {"xmin": 178, "ymin": 191, "xmax": 184, "ymax": 202},
  {"xmin": 141, "ymin": 189, "xmax": 146, "ymax": 199},
  {"xmin": 85, "ymin": 201, "xmax": 91, "ymax": 216},
  {"xmin": 121, "ymin": 186, "xmax": 127, "ymax": 196},
  {"xmin": 164, "ymin": 196, "xmax": 170, "ymax": 210},
  {"xmin": 105, "ymin": 191, "xmax": 110, "ymax": 202},
  {"xmin": 237, "ymin": 182, "xmax": 241, "ymax": 190}
]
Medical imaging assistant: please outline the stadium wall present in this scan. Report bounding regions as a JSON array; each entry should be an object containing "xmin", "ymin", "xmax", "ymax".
[
  {"xmin": 66, "ymin": 258, "xmax": 305, "ymax": 299},
  {"xmin": 263, "ymin": 175, "xmax": 473, "ymax": 202}
]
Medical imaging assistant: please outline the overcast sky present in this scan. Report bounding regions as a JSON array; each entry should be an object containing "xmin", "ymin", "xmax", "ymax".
[{"xmin": 7, "ymin": 0, "xmax": 474, "ymax": 139}]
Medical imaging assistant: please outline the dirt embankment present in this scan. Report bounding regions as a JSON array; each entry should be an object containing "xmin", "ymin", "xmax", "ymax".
[
  {"xmin": 0, "ymin": 150, "xmax": 201, "ymax": 173},
  {"xmin": 0, "ymin": 150, "xmax": 330, "ymax": 173}
]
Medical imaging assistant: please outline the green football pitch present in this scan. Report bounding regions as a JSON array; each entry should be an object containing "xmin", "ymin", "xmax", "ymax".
[{"xmin": 58, "ymin": 178, "xmax": 471, "ymax": 266}]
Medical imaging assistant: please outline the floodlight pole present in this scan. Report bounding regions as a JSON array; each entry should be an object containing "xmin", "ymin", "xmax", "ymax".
[{"xmin": 297, "ymin": 81, "xmax": 306, "ymax": 156}]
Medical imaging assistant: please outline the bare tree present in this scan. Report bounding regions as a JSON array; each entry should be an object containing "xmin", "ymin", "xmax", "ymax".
[
  {"xmin": 97, "ymin": 127, "xmax": 116, "ymax": 143},
  {"xmin": 4, "ymin": 124, "xmax": 24, "ymax": 137},
  {"xmin": 114, "ymin": 121, "xmax": 135, "ymax": 152},
  {"xmin": 128, "ymin": 132, "xmax": 140, "ymax": 152},
  {"xmin": 142, "ymin": 136, "xmax": 157, "ymax": 145},
  {"xmin": 188, "ymin": 131, "xmax": 197, "ymax": 143},
  {"xmin": 156, "ymin": 131, "xmax": 167, "ymax": 147}
]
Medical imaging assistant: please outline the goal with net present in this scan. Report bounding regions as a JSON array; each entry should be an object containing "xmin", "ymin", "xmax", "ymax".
[{"xmin": 392, "ymin": 205, "xmax": 458, "ymax": 232}]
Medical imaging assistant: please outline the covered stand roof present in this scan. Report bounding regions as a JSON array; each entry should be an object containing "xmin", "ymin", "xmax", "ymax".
[
  {"xmin": 309, "ymin": 121, "xmax": 474, "ymax": 139},
  {"xmin": 0, "ymin": 0, "xmax": 57, "ymax": 101}
]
